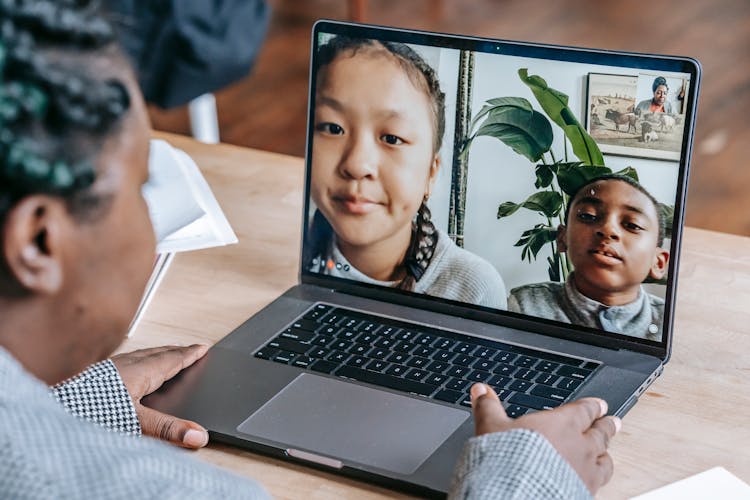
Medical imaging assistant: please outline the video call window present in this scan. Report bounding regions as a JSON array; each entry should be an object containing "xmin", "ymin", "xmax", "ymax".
[{"xmin": 304, "ymin": 32, "xmax": 694, "ymax": 345}]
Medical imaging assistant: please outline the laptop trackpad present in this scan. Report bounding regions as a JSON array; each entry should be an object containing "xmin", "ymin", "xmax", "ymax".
[{"xmin": 236, "ymin": 373, "xmax": 469, "ymax": 475}]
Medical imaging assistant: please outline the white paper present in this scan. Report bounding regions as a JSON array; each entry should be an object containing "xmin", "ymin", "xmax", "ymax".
[
  {"xmin": 127, "ymin": 139, "xmax": 238, "ymax": 336},
  {"xmin": 630, "ymin": 467, "xmax": 750, "ymax": 500},
  {"xmin": 142, "ymin": 140, "xmax": 205, "ymax": 243}
]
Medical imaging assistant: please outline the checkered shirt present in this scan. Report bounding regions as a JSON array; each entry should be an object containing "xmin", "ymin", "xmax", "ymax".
[{"xmin": 52, "ymin": 359, "xmax": 141, "ymax": 436}]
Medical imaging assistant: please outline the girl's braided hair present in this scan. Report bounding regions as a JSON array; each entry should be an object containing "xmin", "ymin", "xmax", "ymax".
[
  {"xmin": 306, "ymin": 36, "xmax": 443, "ymax": 290},
  {"xmin": 0, "ymin": 0, "xmax": 131, "ymax": 224}
]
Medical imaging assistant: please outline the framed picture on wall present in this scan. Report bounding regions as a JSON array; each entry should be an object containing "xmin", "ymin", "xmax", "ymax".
[{"xmin": 586, "ymin": 72, "xmax": 685, "ymax": 161}]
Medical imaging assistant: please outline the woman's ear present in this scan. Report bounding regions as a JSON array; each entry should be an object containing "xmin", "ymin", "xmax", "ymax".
[
  {"xmin": 649, "ymin": 248, "xmax": 670, "ymax": 280},
  {"xmin": 556, "ymin": 224, "xmax": 568, "ymax": 253},
  {"xmin": 2, "ymin": 196, "xmax": 68, "ymax": 294},
  {"xmin": 426, "ymin": 155, "xmax": 440, "ymax": 197}
]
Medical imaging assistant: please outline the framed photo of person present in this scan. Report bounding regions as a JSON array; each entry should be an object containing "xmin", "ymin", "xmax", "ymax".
[{"xmin": 586, "ymin": 72, "xmax": 685, "ymax": 161}]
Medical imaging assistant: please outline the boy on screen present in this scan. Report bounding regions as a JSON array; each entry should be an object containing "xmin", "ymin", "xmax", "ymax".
[{"xmin": 509, "ymin": 175, "xmax": 670, "ymax": 340}]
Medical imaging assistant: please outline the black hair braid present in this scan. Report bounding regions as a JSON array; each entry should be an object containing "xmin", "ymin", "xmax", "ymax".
[
  {"xmin": 400, "ymin": 201, "xmax": 438, "ymax": 290},
  {"xmin": 0, "ymin": 0, "xmax": 130, "ymax": 219}
]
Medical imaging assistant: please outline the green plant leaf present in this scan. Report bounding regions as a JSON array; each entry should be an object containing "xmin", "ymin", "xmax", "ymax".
[
  {"xmin": 614, "ymin": 166, "xmax": 639, "ymax": 181},
  {"xmin": 514, "ymin": 225, "xmax": 557, "ymax": 262},
  {"xmin": 521, "ymin": 191, "xmax": 563, "ymax": 218},
  {"xmin": 659, "ymin": 203, "xmax": 674, "ymax": 237},
  {"xmin": 472, "ymin": 101, "xmax": 553, "ymax": 162},
  {"xmin": 556, "ymin": 163, "xmax": 612, "ymax": 196},
  {"xmin": 534, "ymin": 163, "xmax": 556, "ymax": 188},
  {"xmin": 518, "ymin": 69, "xmax": 605, "ymax": 167},
  {"xmin": 497, "ymin": 201, "xmax": 522, "ymax": 218}
]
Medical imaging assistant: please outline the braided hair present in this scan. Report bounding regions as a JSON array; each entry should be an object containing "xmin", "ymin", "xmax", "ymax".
[
  {"xmin": 306, "ymin": 35, "xmax": 444, "ymax": 290},
  {"xmin": 0, "ymin": 0, "xmax": 131, "ymax": 225}
]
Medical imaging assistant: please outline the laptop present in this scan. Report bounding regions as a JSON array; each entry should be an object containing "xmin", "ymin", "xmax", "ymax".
[{"xmin": 145, "ymin": 20, "xmax": 700, "ymax": 497}]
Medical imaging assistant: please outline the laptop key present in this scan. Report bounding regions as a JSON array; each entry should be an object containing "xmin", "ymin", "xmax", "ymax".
[
  {"xmin": 326, "ymin": 350, "xmax": 350, "ymax": 364},
  {"xmin": 466, "ymin": 369, "xmax": 492, "ymax": 383},
  {"xmin": 290, "ymin": 319, "xmax": 318, "ymax": 332},
  {"xmin": 509, "ymin": 393, "xmax": 561, "ymax": 411},
  {"xmin": 493, "ymin": 363, "xmax": 518, "ymax": 377},
  {"xmin": 364, "ymin": 359, "xmax": 390, "ymax": 372},
  {"xmin": 433, "ymin": 338, "xmax": 456, "ymax": 350},
  {"xmin": 431, "ymin": 349, "xmax": 456, "ymax": 363},
  {"xmin": 424, "ymin": 373, "xmax": 449, "ymax": 386},
  {"xmin": 386, "ymin": 352, "xmax": 409, "ymax": 364},
  {"xmin": 405, "ymin": 356, "xmax": 429, "ymax": 369},
  {"xmin": 385, "ymin": 365, "xmax": 408, "ymax": 377},
  {"xmin": 336, "ymin": 366, "xmax": 438, "ymax": 397},
  {"xmin": 557, "ymin": 377, "xmax": 582, "ymax": 391},
  {"xmin": 268, "ymin": 337, "xmax": 312, "ymax": 355},
  {"xmin": 508, "ymin": 379, "xmax": 533, "ymax": 392},
  {"xmin": 530, "ymin": 385, "xmax": 571, "ymax": 402},
  {"xmin": 411, "ymin": 346, "xmax": 432, "ymax": 358},
  {"xmin": 453, "ymin": 342, "xmax": 476, "ymax": 355},
  {"xmin": 452, "ymin": 354, "xmax": 477, "ymax": 367},
  {"xmin": 536, "ymin": 360, "xmax": 561, "ymax": 373},
  {"xmin": 307, "ymin": 347, "xmax": 330, "ymax": 359},
  {"xmin": 487, "ymin": 374, "xmax": 511, "ymax": 388},
  {"xmin": 505, "ymin": 404, "xmax": 529, "ymax": 418},
  {"xmin": 292, "ymin": 356, "xmax": 313, "ymax": 368},
  {"xmin": 367, "ymin": 347, "xmax": 389, "ymax": 359},
  {"xmin": 513, "ymin": 356, "xmax": 539, "ymax": 369},
  {"xmin": 556, "ymin": 365, "xmax": 593, "ymax": 380},
  {"xmin": 472, "ymin": 358, "xmax": 497, "ymax": 372},
  {"xmin": 493, "ymin": 351, "xmax": 518, "ymax": 364},
  {"xmin": 433, "ymin": 389, "xmax": 463, "ymax": 404},
  {"xmin": 345, "ymin": 355, "xmax": 368, "ymax": 368},
  {"xmin": 535, "ymin": 372, "xmax": 560, "ymax": 386},
  {"xmin": 459, "ymin": 395, "xmax": 472, "ymax": 407},
  {"xmin": 445, "ymin": 378, "xmax": 471, "ymax": 391},
  {"xmin": 392, "ymin": 341, "xmax": 414, "ymax": 353},
  {"xmin": 280, "ymin": 328, "xmax": 316, "ymax": 343},
  {"xmin": 474, "ymin": 347, "xmax": 498, "ymax": 359},
  {"xmin": 254, "ymin": 348, "xmax": 280, "ymax": 360},
  {"xmin": 347, "ymin": 343, "xmax": 369, "ymax": 355},
  {"xmin": 405, "ymin": 369, "xmax": 428, "ymax": 381},
  {"xmin": 445, "ymin": 365, "xmax": 469, "ymax": 378},
  {"xmin": 426, "ymin": 360, "xmax": 450, "ymax": 373},
  {"xmin": 272, "ymin": 351, "xmax": 296, "ymax": 364},
  {"xmin": 309, "ymin": 359, "xmax": 337, "ymax": 374},
  {"xmin": 517, "ymin": 369, "xmax": 540, "ymax": 381}
]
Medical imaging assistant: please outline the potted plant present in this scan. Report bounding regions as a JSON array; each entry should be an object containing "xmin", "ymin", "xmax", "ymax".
[{"xmin": 459, "ymin": 69, "xmax": 639, "ymax": 281}]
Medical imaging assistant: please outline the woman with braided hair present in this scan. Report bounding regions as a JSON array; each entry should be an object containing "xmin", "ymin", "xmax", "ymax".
[
  {"xmin": 0, "ymin": 1, "xmax": 269, "ymax": 496},
  {"xmin": 0, "ymin": 6, "xmax": 620, "ymax": 497},
  {"xmin": 307, "ymin": 36, "xmax": 507, "ymax": 309}
]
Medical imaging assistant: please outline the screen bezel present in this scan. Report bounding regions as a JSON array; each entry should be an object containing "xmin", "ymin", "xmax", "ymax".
[{"xmin": 300, "ymin": 19, "xmax": 702, "ymax": 362}]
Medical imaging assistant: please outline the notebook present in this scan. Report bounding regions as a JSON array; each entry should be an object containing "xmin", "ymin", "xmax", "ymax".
[{"xmin": 144, "ymin": 20, "xmax": 701, "ymax": 497}]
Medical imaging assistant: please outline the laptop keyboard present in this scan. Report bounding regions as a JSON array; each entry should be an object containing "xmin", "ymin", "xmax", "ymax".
[{"xmin": 254, "ymin": 303, "xmax": 600, "ymax": 417}]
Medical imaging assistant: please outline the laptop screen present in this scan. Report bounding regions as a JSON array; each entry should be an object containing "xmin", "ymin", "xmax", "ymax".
[{"xmin": 302, "ymin": 21, "xmax": 699, "ymax": 348}]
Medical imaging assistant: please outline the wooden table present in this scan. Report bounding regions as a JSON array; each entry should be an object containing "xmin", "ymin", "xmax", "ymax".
[{"xmin": 121, "ymin": 133, "xmax": 750, "ymax": 499}]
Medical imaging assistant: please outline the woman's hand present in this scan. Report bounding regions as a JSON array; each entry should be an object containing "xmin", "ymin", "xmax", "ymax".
[
  {"xmin": 470, "ymin": 383, "xmax": 621, "ymax": 494},
  {"xmin": 112, "ymin": 344, "xmax": 210, "ymax": 449}
]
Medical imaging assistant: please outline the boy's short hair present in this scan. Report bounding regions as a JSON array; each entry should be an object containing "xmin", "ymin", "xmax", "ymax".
[{"xmin": 564, "ymin": 174, "xmax": 666, "ymax": 247}]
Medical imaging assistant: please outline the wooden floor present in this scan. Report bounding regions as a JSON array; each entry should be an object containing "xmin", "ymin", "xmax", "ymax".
[{"xmin": 150, "ymin": 0, "xmax": 750, "ymax": 236}]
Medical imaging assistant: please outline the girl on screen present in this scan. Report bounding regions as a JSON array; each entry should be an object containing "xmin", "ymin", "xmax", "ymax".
[{"xmin": 305, "ymin": 36, "xmax": 507, "ymax": 309}]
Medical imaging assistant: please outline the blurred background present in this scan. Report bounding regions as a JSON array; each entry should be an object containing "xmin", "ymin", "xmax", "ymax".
[{"xmin": 148, "ymin": 0, "xmax": 750, "ymax": 236}]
